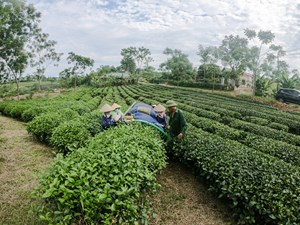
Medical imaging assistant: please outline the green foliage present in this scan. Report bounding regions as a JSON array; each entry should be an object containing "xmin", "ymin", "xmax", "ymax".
[
  {"xmin": 80, "ymin": 111, "xmax": 103, "ymax": 136},
  {"xmin": 21, "ymin": 106, "xmax": 52, "ymax": 122},
  {"xmin": 160, "ymin": 48, "xmax": 196, "ymax": 81},
  {"xmin": 244, "ymin": 116, "xmax": 269, "ymax": 126},
  {"xmin": 229, "ymin": 119, "xmax": 300, "ymax": 146},
  {"xmin": 268, "ymin": 122, "xmax": 289, "ymax": 132},
  {"xmin": 50, "ymin": 120, "xmax": 91, "ymax": 154},
  {"xmin": 120, "ymin": 46, "xmax": 153, "ymax": 74},
  {"xmin": 129, "ymin": 84, "xmax": 300, "ymax": 167},
  {"xmin": 26, "ymin": 109, "xmax": 78, "ymax": 143},
  {"xmin": 0, "ymin": 0, "xmax": 42, "ymax": 98},
  {"xmin": 174, "ymin": 126, "xmax": 300, "ymax": 225},
  {"xmin": 197, "ymin": 64, "xmax": 222, "ymax": 81},
  {"xmin": 2, "ymin": 83, "xmax": 300, "ymax": 224},
  {"xmin": 219, "ymin": 35, "xmax": 249, "ymax": 80},
  {"xmin": 255, "ymin": 76, "xmax": 273, "ymax": 97},
  {"xmin": 275, "ymin": 73, "xmax": 300, "ymax": 89},
  {"xmin": 29, "ymin": 32, "xmax": 62, "ymax": 91},
  {"xmin": 59, "ymin": 52, "xmax": 95, "ymax": 89},
  {"xmin": 35, "ymin": 123, "xmax": 166, "ymax": 224},
  {"xmin": 26, "ymin": 112, "xmax": 63, "ymax": 143}
]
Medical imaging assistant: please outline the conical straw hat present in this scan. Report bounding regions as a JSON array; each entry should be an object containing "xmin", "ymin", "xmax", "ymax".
[
  {"xmin": 100, "ymin": 104, "xmax": 113, "ymax": 113},
  {"xmin": 112, "ymin": 103, "xmax": 121, "ymax": 110},
  {"xmin": 154, "ymin": 104, "xmax": 166, "ymax": 112}
]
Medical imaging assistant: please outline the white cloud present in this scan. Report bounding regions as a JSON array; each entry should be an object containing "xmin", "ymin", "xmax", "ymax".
[{"xmin": 26, "ymin": 0, "xmax": 300, "ymax": 77}]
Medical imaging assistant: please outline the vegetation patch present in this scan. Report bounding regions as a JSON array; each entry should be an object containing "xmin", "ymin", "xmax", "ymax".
[{"xmin": 35, "ymin": 123, "xmax": 167, "ymax": 224}]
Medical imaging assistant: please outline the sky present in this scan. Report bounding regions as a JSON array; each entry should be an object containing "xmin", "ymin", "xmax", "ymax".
[{"xmin": 26, "ymin": 0, "xmax": 300, "ymax": 77}]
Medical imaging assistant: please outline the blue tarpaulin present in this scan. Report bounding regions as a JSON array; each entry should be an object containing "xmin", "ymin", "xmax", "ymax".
[{"xmin": 129, "ymin": 102, "xmax": 165, "ymax": 131}]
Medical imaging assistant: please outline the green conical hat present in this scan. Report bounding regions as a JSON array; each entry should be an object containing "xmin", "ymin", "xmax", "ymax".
[
  {"xmin": 100, "ymin": 104, "xmax": 113, "ymax": 113},
  {"xmin": 165, "ymin": 100, "xmax": 177, "ymax": 107}
]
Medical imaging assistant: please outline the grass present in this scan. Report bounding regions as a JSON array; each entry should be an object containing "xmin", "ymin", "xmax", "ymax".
[
  {"xmin": 150, "ymin": 160, "xmax": 235, "ymax": 225},
  {"xmin": 0, "ymin": 116, "xmax": 54, "ymax": 225}
]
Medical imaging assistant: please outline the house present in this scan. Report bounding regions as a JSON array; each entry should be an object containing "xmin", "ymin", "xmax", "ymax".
[{"xmin": 234, "ymin": 72, "xmax": 253, "ymax": 95}]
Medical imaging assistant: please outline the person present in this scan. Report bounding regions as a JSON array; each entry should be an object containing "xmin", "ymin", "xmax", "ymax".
[
  {"xmin": 100, "ymin": 104, "xmax": 115, "ymax": 130},
  {"xmin": 111, "ymin": 103, "xmax": 123, "ymax": 122},
  {"xmin": 165, "ymin": 100, "xmax": 187, "ymax": 139},
  {"xmin": 153, "ymin": 104, "xmax": 167, "ymax": 129}
]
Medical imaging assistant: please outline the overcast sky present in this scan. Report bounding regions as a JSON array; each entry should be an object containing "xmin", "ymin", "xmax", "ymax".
[{"xmin": 26, "ymin": 0, "xmax": 300, "ymax": 77}]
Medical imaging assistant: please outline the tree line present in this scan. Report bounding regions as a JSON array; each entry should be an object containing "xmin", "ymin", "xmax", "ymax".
[{"xmin": 1, "ymin": 0, "xmax": 299, "ymax": 98}]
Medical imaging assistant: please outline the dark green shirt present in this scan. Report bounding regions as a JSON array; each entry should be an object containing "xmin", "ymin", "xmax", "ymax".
[{"xmin": 167, "ymin": 108, "xmax": 187, "ymax": 137}]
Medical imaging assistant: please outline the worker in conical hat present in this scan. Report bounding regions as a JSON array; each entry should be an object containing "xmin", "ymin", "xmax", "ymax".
[
  {"xmin": 100, "ymin": 104, "xmax": 115, "ymax": 130},
  {"xmin": 153, "ymin": 104, "xmax": 167, "ymax": 129},
  {"xmin": 165, "ymin": 100, "xmax": 187, "ymax": 139},
  {"xmin": 111, "ymin": 103, "xmax": 123, "ymax": 122}
]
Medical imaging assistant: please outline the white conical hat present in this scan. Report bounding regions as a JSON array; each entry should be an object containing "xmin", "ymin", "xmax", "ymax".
[
  {"xmin": 100, "ymin": 104, "xmax": 113, "ymax": 113},
  {"xmin": 112, "ymin": 103, "xmax": 121, "ymax": 110},
  {"xmin": 153, "ymin": 104, "xmax": 166, "ymax": 112}
]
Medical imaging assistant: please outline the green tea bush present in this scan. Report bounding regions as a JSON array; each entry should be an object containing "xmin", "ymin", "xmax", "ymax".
[
  {"xmin": 0, "ymin": 101, "xmax": 29, "ymax": 119},
  {"xmin": 229, "ymin": 119, "xmax": 300, "ymax": 146},
  {"xmin": 243, "ymin": 116, "xmax": 269, "ymax": 126},
  {"xmin": 57, "ymin": 108, "xmax": 79, "ymax": 121},
  {"xmin": 27, "ymin": 109, "xmax": 78, "ymax": 143},
  {"xmin": 27, "ymin": 112, "xmax": 63, "ymax": 143},
  {"xmin": 80, "ymin": 111, "xmax": 103, "ymax": 136},
  {"xmin": 21, "ymin": 106, "xmax": 52, "ymax": 122},
  {"xmin": 267, "ymin": 122, "xmax": 289, "ymax": 132},
  {"xmin": 35, "ymin": 123, "xmax": 166, "ymax": 224},
  {"xmin": 50, "ymin": 120, "xmax": 91, "ymax": 154},
  {"xmin": 8, "ymin": 104, "xmax": 30, "ymax": 119},
  {"xmin": 174, "ymin": 126, "xmax": 300, "ymax": 225},
  {"xmin": 240, "ymin": 132, "xmax": 300, "ymax": 167}
]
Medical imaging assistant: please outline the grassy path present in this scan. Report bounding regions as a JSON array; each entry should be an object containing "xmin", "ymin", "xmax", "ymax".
[
  {"xmin": 0, "ymin": 115, "xmax": 234, "ymax": 225},
  {"xmin": 0, "ymin": 115, "xmax": 54, "ymax": 225},
  {"xmin": 151, "ymin": 160, "xmax": 235, "ymax": 225}
]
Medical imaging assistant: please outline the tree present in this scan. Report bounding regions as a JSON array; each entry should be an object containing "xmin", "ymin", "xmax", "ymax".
[
  {"xmin": 255, "ymin": 75, "xmax": 273, "ymax": 96},
  {"xmin": 120, "ymin": 55, "xmax": 136, "ymax": 74},
  {"xmin": 267, "ymin": 44, "xmax": 289, "ymax": 90},
  {"xmin": 120, "ymin": 46, "xmax": 153, "ymax": 75},
  {"xmin": 160, "ymin": 48, "xmax": 195, "ymax": 81},
  {"xmin": 197, "ymin": 45, "xmax": 219, "ymax": 81},
  {"xmin": 0, "ymin": 0, "xmax": 41, "ymax": 99},
  {"xmin": 86, "ymin": 65, "xmax": 118, "ymax": 87},
  {"xmin": 197, "ymin": 64, "xmax": 222, "ymax": 81},
  {"xmin": 30, "ymin": 32, "xmax": 62, "ymax": 91},
  {"xmin": 275, "ymin": 73, "xmax": 300, "ymax": 89},
  {"xmin": 63, "ymin": 52, "xmax": 94, "ymax": 89},
  {"xmin": 244, "ymin": 29, "xmax": 276, "ymax": 96},
  {"xmin": 219, "ymin": 35, "xmax": 249, "ymax": 82},
  {"xmin": 136, "ymin": 47, "xmax": 153, "ymax": 71}
]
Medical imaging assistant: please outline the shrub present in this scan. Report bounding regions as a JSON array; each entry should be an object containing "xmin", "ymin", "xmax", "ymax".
[
  {"xmin": 27, "ymin": 112, "xmax": 63, "ymax": 143},
  {"xmin": 50, "ymin": 120, "xmax": 91, "ymax": 154},
  {"xmin": 267, "ymin": 122, "xmax": 289, "ymax": 132},
  {"xmin": 80, "ymin": 111, "xmax": 103, "ymax": 136},
  {"xmin": 35, "ymin": 123, "xmax": 166, "ymax": 224},
  {"xmin": 21, "ymin": 106, "xmax": 52, "ymax": 122},
  {"xmin": 173, "ymin": 126, "xmax": 300, "ymax": 225}
]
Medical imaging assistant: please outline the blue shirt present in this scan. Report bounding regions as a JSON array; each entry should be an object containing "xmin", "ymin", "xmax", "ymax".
[{"xmin": 102, "ymin": 115, "xmax": 115, "ymax": 130}]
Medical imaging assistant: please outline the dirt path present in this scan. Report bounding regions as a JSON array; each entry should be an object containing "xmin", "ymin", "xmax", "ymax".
[{"xmin": 0, "ymin": 115, "xmax": 54, "ymax": 225}]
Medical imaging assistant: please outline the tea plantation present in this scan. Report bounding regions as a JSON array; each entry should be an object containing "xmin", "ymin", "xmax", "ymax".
[{"xmin": 0, "ymin": 84, "xmax": 299, "ymax": 224}]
